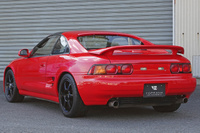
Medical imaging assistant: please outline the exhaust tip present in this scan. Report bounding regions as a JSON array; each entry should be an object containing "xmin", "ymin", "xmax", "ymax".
[
  {"xmin": 108, "ymin": 100, "xmax": 119, "ymax": 108},
  {"xmin": 113, "ymin": 101, "xmax": 119, "ymax": 107},
  {"xmin": 183, "ymin": 98, "xmax": 188, "ymax": 103}
]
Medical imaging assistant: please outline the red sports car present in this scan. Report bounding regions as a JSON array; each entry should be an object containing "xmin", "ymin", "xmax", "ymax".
[{"xmin": 4, "ymin": 31, "xmax": 196, "ymax": 117}]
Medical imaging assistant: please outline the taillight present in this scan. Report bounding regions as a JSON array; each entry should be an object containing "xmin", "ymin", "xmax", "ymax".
[
  {"xmin": 170, "ymin": 64, "xmax": 179, "ymax": 73},
  {"xmin": 106, "ymin": 65, "xmax": 117, "ymax": 74},
  {"xmin": 122, "ymin": 64, "xmax": 133, "ymax": 74},
  {"xmin": 170, "ymin": 63, "xmax": 191, "ymax": 74},
  {"xmin": 88, "ymin": 64, "xmax": 133, "ymax": 75},
  {"xmin": 182, "ymin": 64, "xmax": 191, "ymax": 73},
  {"xmin": 88, "ymin": 65, "xmax": 106, "ymax": 75}
]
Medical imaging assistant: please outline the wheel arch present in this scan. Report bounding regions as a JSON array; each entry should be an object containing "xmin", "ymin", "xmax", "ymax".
[
  {"xmin": 56, "ymin": 71, "xmax": 85, "ymax": 103},
  {"xmin": 56, "ymin": 71, "xmax": 77, "ymax": 93}
]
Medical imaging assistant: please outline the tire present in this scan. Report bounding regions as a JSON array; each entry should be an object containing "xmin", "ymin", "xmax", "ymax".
[
  {"xmin": 4, "ymin": 69, "xmax": 24, "ymax": 102},
  {"xmin": 153, "ymin": 103, "xmax": 181, "ymax": 112},
  {"xmin": 58, "ymin": 74, "xmax": 88, "ymax": 117}
]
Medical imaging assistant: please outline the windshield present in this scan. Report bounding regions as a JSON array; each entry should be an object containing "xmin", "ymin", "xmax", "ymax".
[{"xmin": 78, "ymin": 35, "xmax": 141, "ymax": 50}]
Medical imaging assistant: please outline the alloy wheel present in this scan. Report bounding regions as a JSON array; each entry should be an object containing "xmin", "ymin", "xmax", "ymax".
[
  {"xmin": 5, "ymin": 73, "xmax": 15, "ymax": 99},
  {"xmin": 60, "ymin": 80, "xmax": 74, "ymax": 112}
]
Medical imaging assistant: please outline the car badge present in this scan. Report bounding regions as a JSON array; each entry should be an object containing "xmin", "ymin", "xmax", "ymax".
[
  {"xmin": 151, "ymin": 86, "xmax": 158, "ymax": 90},
  {"xmin": 140, "ymin": 67, "xmax": 147, "ymax": 70},
  {"xmin": 158, "ymin": 67, "xmax": 164, "ymax": 70}
]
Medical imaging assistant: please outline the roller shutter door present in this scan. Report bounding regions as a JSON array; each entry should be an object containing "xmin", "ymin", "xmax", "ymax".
[{"xmin": 0, "ymin": 0, "xmax": 173, "ymax": 80}]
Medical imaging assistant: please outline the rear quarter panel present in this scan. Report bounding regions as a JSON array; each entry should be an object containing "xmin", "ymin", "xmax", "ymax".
[{"xmin": 52, "ymin": 53, "xmax": 110, "ymax": 98}]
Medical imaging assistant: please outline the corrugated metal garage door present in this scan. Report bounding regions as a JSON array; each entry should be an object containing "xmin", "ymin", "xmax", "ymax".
[{"xmin": 0, "ymin": 0, "xmax": 173, "ymax": 80}]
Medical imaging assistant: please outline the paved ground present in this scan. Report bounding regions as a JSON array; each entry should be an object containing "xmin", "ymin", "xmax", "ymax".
[{"xmin": 0, "ymin": 81, "xmax": 200, "ymax": 133}]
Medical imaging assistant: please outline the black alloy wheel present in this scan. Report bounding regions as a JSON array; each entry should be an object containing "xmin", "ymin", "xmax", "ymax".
[
  {"xmin": 60, "ymin": 80, "xmax": 73, "ymax": 112},
  {"xmin": 5, "ymin": 69, "xmax": 24, "ymax": 102},
  {"xmin": 59, "ymin": 74, "xmax": 88, "ymax": 117}
]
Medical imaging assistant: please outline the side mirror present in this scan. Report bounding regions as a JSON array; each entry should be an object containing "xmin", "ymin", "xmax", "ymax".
[{"xmin": 18, "ymin": 49, "xmax": 29, "ymax": 57}]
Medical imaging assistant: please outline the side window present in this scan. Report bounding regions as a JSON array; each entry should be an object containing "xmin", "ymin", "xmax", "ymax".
[
  {"xmin": 52, "ymin": 35, "xmax": 69, "ymax": 54},
  {"xmin": 130, "ymin": 38, "xmax": 141, "ymax": 45},
  {"xmin": 33, "ymin": 36, "xmax": 59, "ymax": 56}
]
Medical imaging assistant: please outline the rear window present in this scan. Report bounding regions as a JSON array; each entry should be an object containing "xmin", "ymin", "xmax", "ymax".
[{"xmin": 78, "ymin": 35, "xmax": 141, "ymax": 50}]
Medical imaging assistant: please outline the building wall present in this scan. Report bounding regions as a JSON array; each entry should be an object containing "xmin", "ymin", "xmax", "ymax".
[
  {"xmin": 175, "ymin": 0, "xmax": 200, "ymax": 77},
  {"xmin": 0, "ymin": 0, "xmax": 173, "ymax": 81}
]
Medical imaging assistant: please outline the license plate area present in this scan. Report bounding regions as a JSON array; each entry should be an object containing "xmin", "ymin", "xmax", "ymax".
[{"xmin": 143, "ymin": 84, "xmax": 165, "ymax": 98}]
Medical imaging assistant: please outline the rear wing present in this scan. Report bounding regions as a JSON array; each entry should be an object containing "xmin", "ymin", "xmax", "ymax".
[{"xmin": 88, "ymin": 45, "xmax": 184, "ymax": 55}]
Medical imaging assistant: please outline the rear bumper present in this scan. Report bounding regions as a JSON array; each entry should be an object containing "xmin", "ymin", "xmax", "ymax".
[{"xmin": 74, "ymin": 74, "xmax": 196, "ymax": 106}]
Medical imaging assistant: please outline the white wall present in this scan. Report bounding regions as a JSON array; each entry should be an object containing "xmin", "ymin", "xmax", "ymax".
[
  {"xmin": 175, "ymin": 0, "xmax": 200, "ymax": 61},
  {"xmin": 175, "ymin": 0, "xmax": 200, "ymax": 77}
]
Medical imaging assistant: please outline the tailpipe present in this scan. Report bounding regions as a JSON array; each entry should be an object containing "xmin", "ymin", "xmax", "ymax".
[
  {"xmin": 182, "ymin": 98, "xmax": 188, "ymax": 103},
  {"xmin": 108, "ymin": 100, "xmax": 119, "ymax": 108}
]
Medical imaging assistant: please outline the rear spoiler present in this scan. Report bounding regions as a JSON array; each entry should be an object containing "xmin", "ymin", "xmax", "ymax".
[{"xmin": 88, "ymin": 45, "xmax": 184, "ymax": 55}]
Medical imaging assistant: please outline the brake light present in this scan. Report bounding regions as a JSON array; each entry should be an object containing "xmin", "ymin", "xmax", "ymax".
[
  {"xmin": 122, "ymin": 64, "xmax": 133, "ymax": 74},
  {"xmin": 106, "ymin": 65, "xmax": 117, "ymax": 74},
  {"xmin": 182, "ymin": 64, "xmax": 191, "ymax": 73},
  {"xmin": 170, "ymin": 64, "xmax": 179, "ymax": 73},
  {"xmin": 170, "ymin": 63, "xmax": 191, "ymax": 74},
  {"xmin": 88, "ymin": 64, "xmax": 133, "ymax": 75}
]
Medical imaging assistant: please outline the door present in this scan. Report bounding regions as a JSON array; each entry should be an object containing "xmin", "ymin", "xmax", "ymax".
[{"xmin": 17, "ymin": 36, "xmax": 59, "ymax": 94}]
